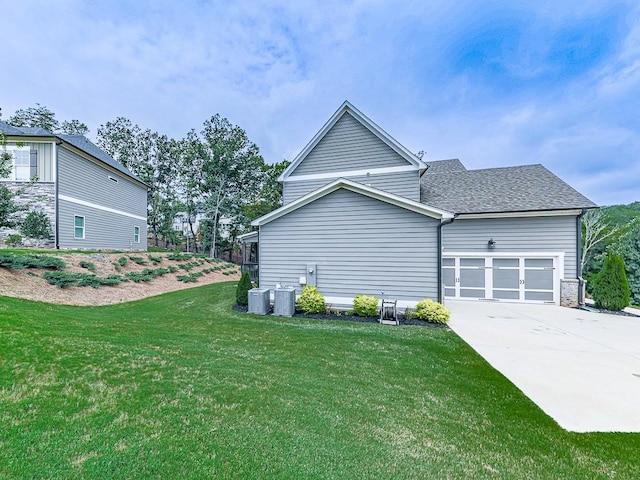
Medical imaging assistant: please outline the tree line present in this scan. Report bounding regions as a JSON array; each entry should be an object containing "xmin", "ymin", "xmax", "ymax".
[
  {"xmin": 1, "ymin": 104, "xmax": 287, "ymax": 256},
  {"xmin": 581, "ymin": 203, "xmax": 640, "ymax": 306}
]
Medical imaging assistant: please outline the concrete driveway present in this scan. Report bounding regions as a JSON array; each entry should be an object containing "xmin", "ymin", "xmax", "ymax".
[{"xmin": 447, "ymin": 301, "xmax": 640, "ymax": 433}]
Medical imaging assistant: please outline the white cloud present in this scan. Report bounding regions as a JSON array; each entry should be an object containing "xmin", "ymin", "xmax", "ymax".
[{"xmin": 1, "ymin": 0, "xmax": 638, "ymax": 205}]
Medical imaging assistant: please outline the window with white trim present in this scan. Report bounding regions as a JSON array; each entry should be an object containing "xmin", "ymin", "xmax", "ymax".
[
  {"xmin": 134, "ymin": 226, "xmax": 140, "ymax": 243},
  {"xmin": 1, "ymin": 146, "xmax": 31, "ymax": 181},
  {"xmin": 74, "ymin": 216, "xmax": 85, "ymax": 239}
]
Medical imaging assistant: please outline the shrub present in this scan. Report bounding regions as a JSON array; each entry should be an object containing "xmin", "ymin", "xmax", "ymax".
[
  {"xmin": 166, "ymin": 252, "xmax": 194, "ymax": 261},
  {"xmin": 148, "ymin": 254, "xmax": 163, "ymax": 265},
  {"xmin": 128, "ymin": 256, "xmax": 148, "ymax": 265},
  {"xmin": 79, "ymin": 260, "xmax": 97, "ymax": 272},
  {"xmin": 353, "ymin": 294, "xmax": 379, "ymax": 317},
  {"xmin": 236, "ymin": 271, "xmax": 252, "ymax": 306},
  {"xmin": 117, "ymin": 257, "xmax": 128, "ymax": 267},
  {"xmin": 0, "ymin": 253, "xmax": 65, "ymax": 270},
  {"xmin": 592, "ymin": 254, "xmax": 630, "ymax": 311},
  {"xmin": 403, "ymin": 307, "xmax": 415, "ymax": 321},
  {"xmin": 21, "ymin": 211, "xmax": 52, "ymax": 243},
  {"xmin": 414, "ymin": 299, "xmax": 450, "ymax": 324},
  {"xmin": 177, "ymin": 272, "xmax": 203, "ymax": 283},
  {"xmin": 5, "ymin": 234, "xmax": 22, "ymax": 247},
  {"xmin": 43, "ymin": 271, "xmax": 124, "ymax": 288},
  {"xmin": 297, "ymin": 286, "xmax": 326, "ymax": 314}
]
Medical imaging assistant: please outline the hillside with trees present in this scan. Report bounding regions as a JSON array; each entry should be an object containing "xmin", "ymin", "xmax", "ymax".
[{"xmin": 582, "ymin": 202, "xmax": 640, "ymax": 306}]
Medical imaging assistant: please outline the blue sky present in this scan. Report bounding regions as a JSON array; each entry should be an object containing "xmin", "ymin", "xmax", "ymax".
[{"xmin": 2, "ymin": 0, "xmax": 638, "ymax": 205}]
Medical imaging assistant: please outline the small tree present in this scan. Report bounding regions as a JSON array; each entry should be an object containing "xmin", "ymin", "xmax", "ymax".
[
  {"xmin": 592, "ymin": 254, "xmax": 630, "ymax": 311},
  {"xmin": 21, "ymin": 211, "xmax": 53, "ymax": 246},
  {"xmin": 236, "ymin": 271, "xmax": 252, "ymax": 306}
]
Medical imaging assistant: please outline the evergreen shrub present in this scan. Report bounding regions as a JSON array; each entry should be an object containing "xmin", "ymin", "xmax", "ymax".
[
  {"xmin": 592, "ymin": 254, "xmax": 630, "ymax": 311},
  {"xmin": 236, "ymin": 271, "xmax": 252, "ymax": 305}
]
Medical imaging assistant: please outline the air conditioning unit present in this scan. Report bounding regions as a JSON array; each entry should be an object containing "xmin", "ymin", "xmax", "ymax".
[
  {"xmin": 248, "ymin": 288, "xmax": 271, "ymax": 315},
  {"xmin": 274, "ymin": 287, "xmax": 296, "ymax": 317}
]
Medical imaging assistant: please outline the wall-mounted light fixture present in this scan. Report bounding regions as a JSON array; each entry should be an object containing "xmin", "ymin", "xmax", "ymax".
[{"xmin": 488, "ymin": 238, "xmax": 496, "ymax": 248}]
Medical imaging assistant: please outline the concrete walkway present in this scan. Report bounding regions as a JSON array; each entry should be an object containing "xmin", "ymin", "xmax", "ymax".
[{"xmin": 447, "ymin": 301, "xmax": 640, "ymax": 433}]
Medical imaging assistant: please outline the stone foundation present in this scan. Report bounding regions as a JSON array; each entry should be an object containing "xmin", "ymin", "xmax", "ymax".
[
  {"xmin": 0, "ymin": 182, "xmax": 56, "ymax": 247},
  {"xmin": 560, "ymin": 279, "xmax": 580, "ymax": 307}
]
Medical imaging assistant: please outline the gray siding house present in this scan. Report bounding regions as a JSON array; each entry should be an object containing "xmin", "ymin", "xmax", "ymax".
[
  {"xmin": 1, "ymin": 122, "xmax": 147, "ymax": 250},
  {"xmin": 248, "ymin": 101, "xmax": 596, "ymax": 308}
]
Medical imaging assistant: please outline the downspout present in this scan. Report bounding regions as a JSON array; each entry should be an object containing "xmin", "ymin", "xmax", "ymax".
[
  {"xmin": 437, "ymin": 215, "xmax": 456, "ymax": 303},
  {"xmin": 54, "ymin": 140, "xmax": 62, "ymax": 249},
  {"xmin": 577, "ymin": 208, "xmax": 588, "ymax": 305}
]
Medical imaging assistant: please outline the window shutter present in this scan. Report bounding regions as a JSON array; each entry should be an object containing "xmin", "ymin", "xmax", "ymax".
[{"xmin": 30, "ymin": 149, "xmax": 37, "ymax": 180}]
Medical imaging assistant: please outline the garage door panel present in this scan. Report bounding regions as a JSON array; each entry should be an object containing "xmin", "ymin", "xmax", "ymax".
[
  {"xmin": 525, "ymin": 258, "xmax": 553, "ymax": 268},
  {"xmin": 460, "ymin": 268, "xmax": 484, "ymax": 288},
  {"xmin": 525, "ymin": 269, "xmax": 554, "ymax": 290},
  {"xmin": 443, "ymin": 268, "xmax": 455, "ymax": 286},
  {"xmin": 493, "ymin": 289, "xmax": 520, "ymax": 300},
  {"xmin": 525, "ymin": 291, "xmax": 554, "ymax": 302},
  {"xmin": 460, "ymin": 288, "xmax": 483, "ymax": 298},
  {"xmin": 494, "ymin": 258, "xmax": 519, "ymax": 268},
  {"xmin": 493, "ymin": 268, "xmax": 519, "ymax": 289}
]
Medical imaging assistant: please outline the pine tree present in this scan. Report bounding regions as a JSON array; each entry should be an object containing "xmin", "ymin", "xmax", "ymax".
[{"xmin": 592, "ymin": 254, "xmax": 630, "ymax": 311}]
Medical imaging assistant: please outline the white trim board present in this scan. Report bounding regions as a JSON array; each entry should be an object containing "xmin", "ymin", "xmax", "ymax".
[
  {"xmin": 455, "ymin": 209, "xmax": 583, "ymax": 219},
  {"xmin": 59, "ymin": 194, "xmax": 147, "ymax": 221},
  {"xmin": 252, "ymin": 178, "xmax": 454, "ymax": 226},
  {"xmin": 285, "ymin": 165, "xmax": 417, "ymax": 182}
]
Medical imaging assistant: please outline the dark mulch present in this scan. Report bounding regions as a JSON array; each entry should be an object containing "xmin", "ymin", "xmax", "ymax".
[
  {"xmin": 578, "ymin": 304, "xmax": 639, "ymax": 318},
  {"xmin": 232, "ymin": 304, "xmax": 449, "ymax": 328}
]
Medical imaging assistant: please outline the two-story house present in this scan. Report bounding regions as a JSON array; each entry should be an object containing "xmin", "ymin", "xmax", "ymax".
[
  {"xmin": 1, "ymin": 121, "xmax": 147, "ymax": 250},
  {"xmin": 245, "ymin": 101, "xmax": 596, "ymax": 308}
]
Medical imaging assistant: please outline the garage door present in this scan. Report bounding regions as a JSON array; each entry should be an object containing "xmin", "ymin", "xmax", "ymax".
[{"xmin": 443, "ymin": 256, "xmax": 558, "ymax": 304}]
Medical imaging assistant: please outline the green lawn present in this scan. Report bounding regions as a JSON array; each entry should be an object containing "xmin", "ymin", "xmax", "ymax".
[{"xmin": 1, "ymin": 283, "xmax": 638, "ymax": 479}]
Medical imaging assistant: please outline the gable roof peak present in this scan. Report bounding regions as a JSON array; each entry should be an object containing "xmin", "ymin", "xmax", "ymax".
[{"xmin": 278, "ymin": 101, "xmax": 427, "ymax": 182}]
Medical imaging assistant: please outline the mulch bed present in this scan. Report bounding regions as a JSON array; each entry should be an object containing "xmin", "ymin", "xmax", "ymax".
[
  {"xmin": 232, "ymin": 304, "xmax": 449, "ymax": 328},
  {"xmin": 578, "ymin": 304, "xmax": 639, "ymax": 318}
]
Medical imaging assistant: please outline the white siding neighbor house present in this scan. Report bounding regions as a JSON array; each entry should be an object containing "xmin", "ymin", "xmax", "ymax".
[
  {"xmin": 1, "ymin": 122, "xmax": 148, "ymax": 250},
  {"xmin": 247, "ymin": 101, "xmax": 596, "ymax": 308}
]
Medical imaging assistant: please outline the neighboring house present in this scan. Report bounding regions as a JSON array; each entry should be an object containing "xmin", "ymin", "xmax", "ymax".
[
  {"xmin": 0, "ymin": 121, "xmax": 148, "ymax": 250},
  {"xmin": 172, "ymin": 210, "xmax": 208, "ymax": 238},
  {"xmin": 246, "ymin": 101, "xmax": 596, "ymax": 308},
  {"xmin": 172, "ymin": 210, "xmax": 233, "ymax": 243}
]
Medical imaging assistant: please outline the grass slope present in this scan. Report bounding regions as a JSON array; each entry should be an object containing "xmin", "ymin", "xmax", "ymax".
[{"xmin": 1, "ymin": 283, "xmax": 638, "ymax": 479}]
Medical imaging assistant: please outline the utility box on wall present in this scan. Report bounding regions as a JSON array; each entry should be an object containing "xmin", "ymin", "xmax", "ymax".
[
  {"xmin": 274, "ymin": 286, "xmax": 296, "ymax": 317},
  {"xmin": 306, "ymin": 263, "xmax": 317, "ymax": 286},
  {"xmin": 248, "ymin": 288, "xmax": 270, "ymax": 315}
]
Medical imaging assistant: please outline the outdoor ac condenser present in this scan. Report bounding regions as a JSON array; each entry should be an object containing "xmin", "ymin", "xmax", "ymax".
[
  {"xmin": 273, "ymin": 286, "xmax": 296, "ymax": 317},
  {"xmin": 248, "ymin": 288, "xmax": 271, "ymax": 315}
]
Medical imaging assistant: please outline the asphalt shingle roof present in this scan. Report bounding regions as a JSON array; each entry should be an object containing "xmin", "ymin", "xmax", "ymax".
[
  {"xmin": 0, "ymin": 121, "xmax": 143, "ymax": 184},
  {"xmin": 57, "ymin": 134, "xmax": 142, "ymax": 183},
  {"xmin": 424, "ymin": 158, "xmax": 467, "ymax": 174},
  {"xmin": 420, "ymin": 164, "xmax": 597, "ymax": 213}
]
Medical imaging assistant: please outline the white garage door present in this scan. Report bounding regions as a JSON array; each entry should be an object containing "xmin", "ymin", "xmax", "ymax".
[{"xmin": 443, "ymin": 255, "xmax": 558, "ymax": 304}]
